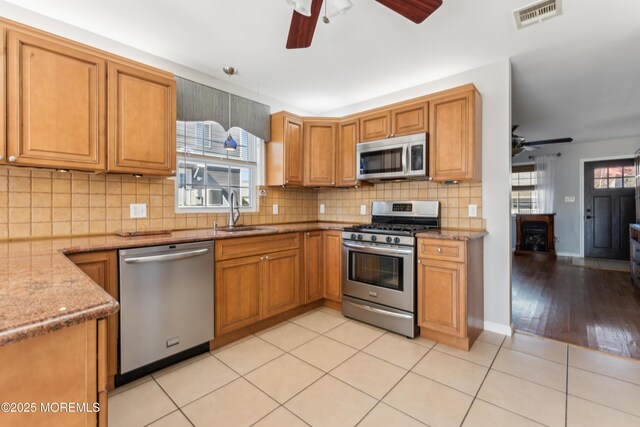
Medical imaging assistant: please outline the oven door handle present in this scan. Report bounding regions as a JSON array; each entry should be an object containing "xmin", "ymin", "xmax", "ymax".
[
  {"xmin": 345, "ymin": 300, "xmax": 413, "ymax": 320},
  {"xmin": 342, "ymin": 242, "xmax": 413, "ymax": 256}
]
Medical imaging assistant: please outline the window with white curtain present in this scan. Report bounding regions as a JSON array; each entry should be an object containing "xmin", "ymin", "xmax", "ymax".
[{"xmin": 175, "ymin": 121, "xmax": 261, "ymax": 212}]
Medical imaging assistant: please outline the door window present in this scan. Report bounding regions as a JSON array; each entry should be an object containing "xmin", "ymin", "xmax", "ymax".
[{"xmin": 594, "ymin": 166, "xmax": 635, "ymax": 189}]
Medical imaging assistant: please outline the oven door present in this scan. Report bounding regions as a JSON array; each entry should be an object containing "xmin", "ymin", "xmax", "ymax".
[{"xmin": 342, "ymin": 240, "xmax": 415, "ymax": 312}]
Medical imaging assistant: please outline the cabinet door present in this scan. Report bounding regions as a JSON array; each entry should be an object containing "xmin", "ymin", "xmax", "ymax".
[
  {"xmin": 336, "ymin": 120, "xmax": 359, "ymax": 187},
  {"xmin": 68, "ymin": 251, "xmax": 118, "ymax": 390},
  {"xmin": 285, "ymin": 116, "xmax": 305, "ymax": 185},
  {"xmin": 108, "ymin": 61, "xmax": 176, "ymax": 175},
  {"xmin": 215, "ymin": 256, "xmax": 263, "ymax": 336},
  {"xmin": 323, "ymin": 230, "xmax": 343, "ymax": 302},
  {"xmin": 304, "ymin": 231, "xmax": 324, "ymax": 303},
  {"xmin": 6, "ymin": 30, "xmax": 106, "ymax": 171},
  {"xmin": 392, "ymin": 102, "xmax": 428, "ymax": 136},
  {"xmin": 429, "ymin": 90, "xmax": 480, "ymax": 182},
  {"xmin": 304, "ymin": 121, "xmax": 336, "ymax": 186},
  {"xmin": 417, "ymin": 259, "xmax": 466, "ymax": 337},
  {"xmin": 359, "ymin": 111, "xmax": 391, "ymax": 142},
  {"xmin": 263, "ymin": 249, "xmax": 301, "ymax": 317}
]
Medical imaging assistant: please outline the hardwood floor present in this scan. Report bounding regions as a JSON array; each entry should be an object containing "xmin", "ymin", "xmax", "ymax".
[{"xmin": 512, "ymin": 255, "xmax": 640, "ymax": 359}]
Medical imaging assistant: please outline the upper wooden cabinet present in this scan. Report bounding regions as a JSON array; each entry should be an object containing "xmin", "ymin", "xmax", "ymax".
[
  {"xmin": 6, "ymin": 29, "xmax": 106, "ymax": 171},
  {"xmin": 359, "ymin": 101, "xmax": 428, "ymax": 142},
  {"xmin": 304, "ymin": 120, "xmax": 336, "ymax": 186},
  {"xmin": 267, "ymin": 112, "xmax": 305, "ymax": 186},
  {"xmin": 429, "ymin": 88, "xmax": 482, "ymax": 182},
  {"xmin": 107, "ymin": 61, "xmax": 176, "ymax": 175},
  {"xmin": 336, "ymin": 119, "xmax": 359, "ymax": 187},
  {"xmin": 1, "ymin": 19, "xmax": 177, "ymax": 176},
  {"xmin": 359, "ymin": 111, "xmax": 391, "ymax": 142}
]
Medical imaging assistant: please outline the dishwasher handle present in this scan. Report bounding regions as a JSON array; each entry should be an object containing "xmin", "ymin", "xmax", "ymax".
[{"xmin": 123, "ymin": 248, "xmax": 210, "ymax": 264}]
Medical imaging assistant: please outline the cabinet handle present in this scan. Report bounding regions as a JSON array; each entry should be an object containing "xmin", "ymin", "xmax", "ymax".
[
  {"xmin": 436, "ymin": 247, "xmax": 443, "ymax": 253},
  {"xmin": 260, "ymin": 256, "xmax": 265, "ymax": 261},
  {"xmin": 8, "ymin": 156, "xmax": 17, "ymax": 162},
  {"xmin": 417, "ymin": 259, "xmax": 422, "ymax": 264},
  {"xmin": 0, "ymin": 155, "xmax": 3, "ymax": 161},
  {"xmin": 171, "ymin": 170, "xmax": 176, "ymax": 175},
  {"xmin": 265, "ymin": 255, "xmax": 270, "ymax": 260}
]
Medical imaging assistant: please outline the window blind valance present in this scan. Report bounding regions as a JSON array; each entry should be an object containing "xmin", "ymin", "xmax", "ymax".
[{"xmin": 176, "ymin": 77, "xmax": 271, "ymax": 142}]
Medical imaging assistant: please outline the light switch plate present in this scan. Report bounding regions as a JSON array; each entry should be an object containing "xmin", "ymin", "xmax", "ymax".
[
  {"xmin": 565, "ymin": 196, "xmax": 575, "ymax": 203},
  {"xmin": 319, "ymin": 204, "xmax": 325, "ymax": 214},
  {"xmin": 272, "ymin": 204, "xmax": 279, "ymax": 215},
  {"xmin": 360, "ymin": 205, "xmax": 367, "ymax": 215},
  {"xmin": 468, "ymin": 204, "xmax": 478, "ymax": 218},
  {"xmin": 130, "ymin": 203, "xmax": 147, "ymax": 219}
]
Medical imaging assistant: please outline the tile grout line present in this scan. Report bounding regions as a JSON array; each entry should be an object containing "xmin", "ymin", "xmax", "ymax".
[
  {"xmin": 458, "ymin": 335, "xmax": 504, "ymax": 426},
  {"xmin": 148, "ymin": 376, "xmax": 196, "ymax": 427}
]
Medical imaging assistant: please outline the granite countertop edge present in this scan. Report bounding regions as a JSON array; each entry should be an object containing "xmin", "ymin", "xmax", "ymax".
[{"xmin": 0, "ymin": 222, "xmax": 487, "ymax": 346}]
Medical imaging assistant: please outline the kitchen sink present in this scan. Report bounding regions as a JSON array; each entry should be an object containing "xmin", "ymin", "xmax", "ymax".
[{"xmin": 216, "ymin": 226, "xmax": 276, "ymax": 233}]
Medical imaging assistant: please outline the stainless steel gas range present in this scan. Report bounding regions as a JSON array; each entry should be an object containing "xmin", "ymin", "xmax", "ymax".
[{"xmin": 341, "ymin": 200, "xmax": 440, "ymax": 337}]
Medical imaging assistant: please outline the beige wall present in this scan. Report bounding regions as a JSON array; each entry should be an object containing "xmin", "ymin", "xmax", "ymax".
[
  {"xmin": 0, "ymin": 167, "xmax": 318, "ymax": 240},
  {"xmin": 0, "ymin": 166, "xmax": 483, "ymax": 240},
  {"xmin": 318, "ymin": 181, "xmax": 485, "ymax": 229}
]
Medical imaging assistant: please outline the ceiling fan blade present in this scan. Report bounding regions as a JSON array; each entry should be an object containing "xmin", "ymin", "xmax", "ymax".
[
  {"xmin": 512, "ymin": 124, "xmax": 519, "ymax": 133},
  {"xmin": 286, "ymin": 0, "xmax": 323, "ymax": 49},
  {"xmin": 526, "ymin": 138, "xmax": 574, "ymax": 146},
  {"xmin": 374, "ymin": 0, "xmax": 442, "ymax": 24}
]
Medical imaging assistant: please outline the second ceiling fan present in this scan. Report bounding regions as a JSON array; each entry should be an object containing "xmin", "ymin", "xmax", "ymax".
[
  {"xmin": 512, "ymin": 125, "xmax": 573, "ymax": 157},
  {"xmin": 286, "ymin": 0, "xmax": 443, "ymax": 49}
]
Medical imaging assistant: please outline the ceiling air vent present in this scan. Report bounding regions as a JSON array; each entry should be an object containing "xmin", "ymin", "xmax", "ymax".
[{"xmin": 513, "ymin": 0, "xmax": 562, "ymax": 29}]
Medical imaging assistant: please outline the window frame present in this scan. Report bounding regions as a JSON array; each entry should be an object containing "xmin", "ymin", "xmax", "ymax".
[{"xmin": 174, "ymin": 122, "xmax": 261, "ymax": 214}]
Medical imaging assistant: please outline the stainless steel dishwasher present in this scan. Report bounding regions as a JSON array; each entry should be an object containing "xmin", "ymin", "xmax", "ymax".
[{"xmin": 119, "ymin": 241, "xmax": 214, "ymax": 376}]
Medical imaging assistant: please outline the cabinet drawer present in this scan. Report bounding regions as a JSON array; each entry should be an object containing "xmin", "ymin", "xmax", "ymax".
[
  {"xmin": 418, "ymin": 238, "xmax": 466, "ymax": 263},
  {"xmin": 215, "ymin": 233, "xmax": 300, "ymax": 261}
]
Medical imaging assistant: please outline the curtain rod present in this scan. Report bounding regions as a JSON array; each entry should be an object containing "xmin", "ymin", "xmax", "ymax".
[{"xmin": 528, "ymin": 153, "xmax": 561, "ymax": 160}]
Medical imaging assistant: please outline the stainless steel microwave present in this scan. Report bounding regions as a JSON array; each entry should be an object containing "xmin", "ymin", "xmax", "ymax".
[{"xmin": 356, "ymin": 133, "xmax": 428, "ymax": 181}]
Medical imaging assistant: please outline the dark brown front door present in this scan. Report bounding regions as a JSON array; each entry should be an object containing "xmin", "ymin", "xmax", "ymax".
[{"xmin": 584, "ymin": 159, "xmax": 635, "ymax": 260}]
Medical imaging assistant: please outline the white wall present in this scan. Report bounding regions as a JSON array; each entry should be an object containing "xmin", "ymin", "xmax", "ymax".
[
  {"xmin": 513, "ymin": 137, "xmax": 640, "ymax": 256},
  {"xmin": 324, "ymin": 60, "xmax": 514, "ymax": 335},
  {"xmin": 0, "ymin": 1, "xmax": 312, "ymax": 116}
]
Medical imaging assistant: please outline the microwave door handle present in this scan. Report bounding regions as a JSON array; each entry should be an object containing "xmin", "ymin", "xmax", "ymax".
[{"xmin": 402, "ymin": 145, "xmax": 408, "ymax": 173}]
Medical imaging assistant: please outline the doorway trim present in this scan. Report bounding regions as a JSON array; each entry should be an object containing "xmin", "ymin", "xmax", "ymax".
[{"xmin": 579, "ymin": 154, "xmax": 634, "ymax": 257}]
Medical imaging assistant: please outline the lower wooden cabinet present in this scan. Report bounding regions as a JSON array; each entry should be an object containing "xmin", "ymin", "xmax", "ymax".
[
  {"xmin": 0, "ymin": 319, "xmax": 107, "ymax": 426},
  {"xmin": 417, "ymin": 237, "xmax": 484, "ymax": 350},
  {"xmin": 214, "ymin": 233, "xmax": 301, "ymax": 336},
  {"xmin": 304, "ymin": 231, "xmax": 324, "ymax": 303},
  {"xmin": 323, "ymin": 230, "xmax": 342, "ymax": 302},
  {"xmin": 215, "ymin": 255, "xmax": 263, "ymax": 336},
  {"xmin": 263, "ymin": 249, "xmax": 300, "ymax": 317},
  {"xmin": 68, "ymin": 251, "xmax": 118, "ymax": 391}
]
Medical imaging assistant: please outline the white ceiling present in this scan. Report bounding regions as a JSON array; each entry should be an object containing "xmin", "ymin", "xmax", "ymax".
[{"xmin": 3, "ymin": 0, "xmax": 640, "ymax": 143}]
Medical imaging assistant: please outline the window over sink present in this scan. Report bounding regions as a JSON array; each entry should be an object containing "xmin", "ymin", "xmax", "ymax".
[{"xmin": 175, "ymin": 121, "xmax": 262, "ymax": 212}]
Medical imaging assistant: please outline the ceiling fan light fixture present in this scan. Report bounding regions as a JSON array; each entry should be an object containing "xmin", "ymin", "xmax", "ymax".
[
  {"xmin": 326, "ymin": 0, "xmax": 353, "ymax": 17},
  {"xmin": 286, "ymin": 0, "xmax": 313, "ymax": 16}
]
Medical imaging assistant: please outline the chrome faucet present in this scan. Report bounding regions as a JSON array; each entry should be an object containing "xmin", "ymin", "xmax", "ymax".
[{"xmin": 228, "ymin": 190, "xmax": 240, "ymax": 227}]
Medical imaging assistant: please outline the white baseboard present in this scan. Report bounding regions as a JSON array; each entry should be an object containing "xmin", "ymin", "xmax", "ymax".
[
  {"xmin": 556, "ymin": 252, "xmax": 582, "ymax": 258},
  {"xmin": 484, "ymin": 321, "xmax": 513, "ymax": 336}
]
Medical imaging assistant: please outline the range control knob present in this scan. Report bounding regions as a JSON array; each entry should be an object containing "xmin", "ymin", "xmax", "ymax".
[
  {"xmin": 357, "ymin": 234, "xmax": 363, "ymax": 240},
  {"xmin": 371, "ymin": 235, "xmax": 377, "ymax": 242},
  {"xmin": 394, "ymin": 237, "xmax": 401, "ymax": 244},
  {"xmin": 350, "ymin": 233, "xmax": 357, "ymax": 240},
  {"xmin": 386, "ymin": 236, "xmax": 393, "ymax": 243}
]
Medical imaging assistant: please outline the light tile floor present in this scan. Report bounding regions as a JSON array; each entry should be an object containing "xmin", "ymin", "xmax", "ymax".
[
  {"xmin": 571, "ymin": 257, "xmax": 630, "ymax": 272},
  {"xmin": 109, "ymin": 307, "xmax": 640, "ymax": 427}
]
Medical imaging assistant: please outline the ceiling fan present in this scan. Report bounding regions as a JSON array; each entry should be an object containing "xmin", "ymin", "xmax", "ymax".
[
  {"xmin": 285, "ymin": 0, "xmax": 443, "ymax": 49},
  {"xmin": 512, "ymin": 125, "xmax": 573, "ymax": 157}
]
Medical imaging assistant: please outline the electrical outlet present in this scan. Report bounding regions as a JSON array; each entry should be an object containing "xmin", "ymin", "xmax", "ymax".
[
  {"xmin": 272, "ymin": 204, "xmax": 279, "ymax": 215},
  {"xmin": 319, "ymin": 204, "xmax": 325, "ymax": 214},
  {"xmin": 130, "ymin": 203, "xmax": 147, "ymax": 219},
  {"xmin": 564, "ymin": 196, "xmax": 575, "ymax": 203},
  {"xmin": 360, "ymin": 205, "xmax": 367, "ymax": 215},
  {"xmin": 468, "ymin": 204, "xmax": 478, "ymax": 218}
]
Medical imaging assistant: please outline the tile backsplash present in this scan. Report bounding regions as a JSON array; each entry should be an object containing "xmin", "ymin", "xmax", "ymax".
[
  {"xmin": 0, "ymin": 166, "xmax": 483, "ymax": 240},
  {"xmin": 318, "ymin": 181, "xmax": 485, "ymax": 229}
]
